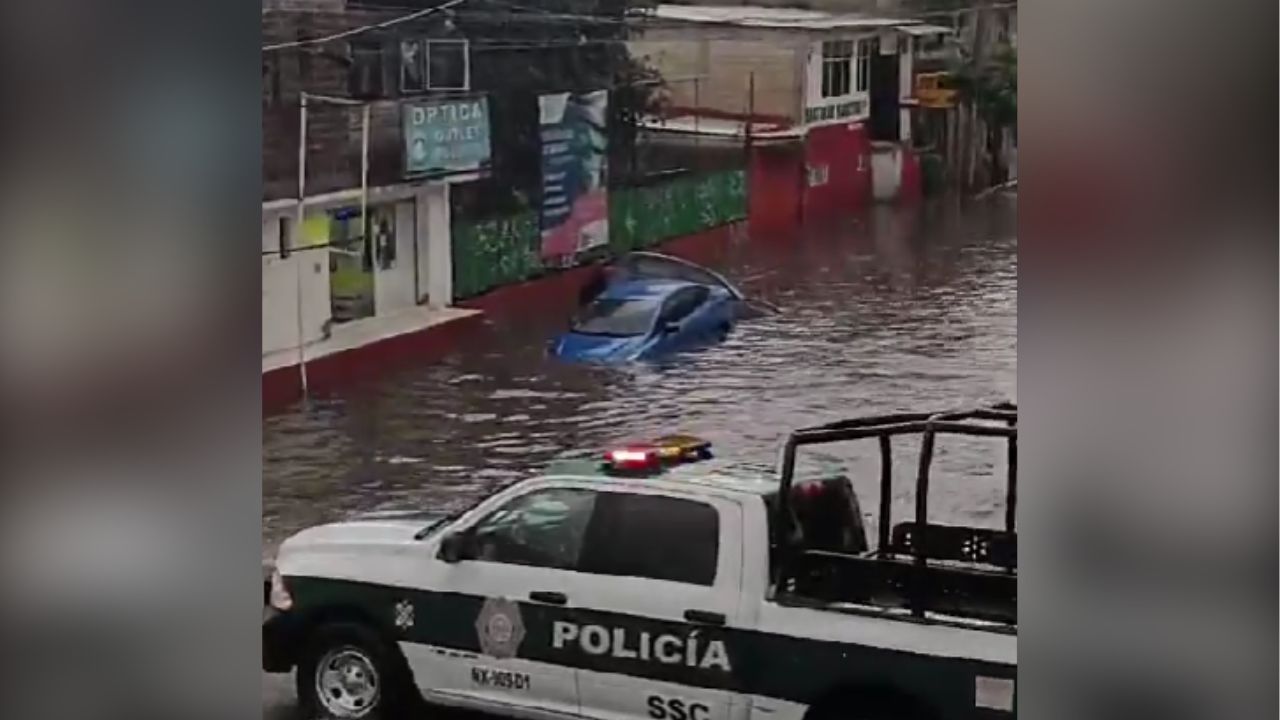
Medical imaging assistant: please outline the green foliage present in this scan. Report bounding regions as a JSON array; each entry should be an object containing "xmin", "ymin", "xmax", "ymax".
[{"xmin": 948, "ymin": 43, "xmax": 1017, "ymax": 128}]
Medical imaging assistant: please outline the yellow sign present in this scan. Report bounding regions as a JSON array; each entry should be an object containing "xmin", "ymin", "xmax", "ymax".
[
  {"xmin": 914, "ymin": 72, "xmax": 957, "ymax": 109},
  {"xmin": 301, "ymin": 213, "xmax": 330, "ymax": 248}
]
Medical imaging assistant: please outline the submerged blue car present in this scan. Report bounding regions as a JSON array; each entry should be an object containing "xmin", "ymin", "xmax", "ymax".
[{"xmin": 550, "ymin": 253, "xmax": 745, "ymax": 363}]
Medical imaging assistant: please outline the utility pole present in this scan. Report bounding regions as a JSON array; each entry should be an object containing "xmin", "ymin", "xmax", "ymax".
[{"xmin": 292, "ymin": 91, "xmax": 370, "ymax": 397}]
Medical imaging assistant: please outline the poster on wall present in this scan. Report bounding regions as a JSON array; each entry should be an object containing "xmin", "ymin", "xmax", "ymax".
[{"xmin": 539, "ymin": 90, "xmax": 609, "ymax": 259}]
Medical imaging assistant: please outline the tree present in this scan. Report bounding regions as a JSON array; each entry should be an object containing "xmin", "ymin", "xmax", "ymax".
[{"xmin": 948, "ymin": 42, "xmax": 1016, "ymax": 129}]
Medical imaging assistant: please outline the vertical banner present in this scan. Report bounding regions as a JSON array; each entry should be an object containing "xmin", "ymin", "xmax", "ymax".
[{"xmin": 539, "ymin": 90, "xmax": 609, "ymax": 259}]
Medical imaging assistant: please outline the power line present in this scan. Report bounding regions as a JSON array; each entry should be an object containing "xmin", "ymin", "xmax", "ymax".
[{"xmin": 263, "ymin": 0, "xmax": 470, "ymax": 53}]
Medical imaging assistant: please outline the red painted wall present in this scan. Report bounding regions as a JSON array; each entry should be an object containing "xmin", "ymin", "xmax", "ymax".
[
  {"xmin": 747, "ymin": 143, "xmax": 804, "ymax": 237},
  {"xmin": 899, "ymin": 146, "xmax": 923, "ymax": 204},
  {"xmin": 802, "ymin": 122, "xmax": 872, "ymax": 222}
]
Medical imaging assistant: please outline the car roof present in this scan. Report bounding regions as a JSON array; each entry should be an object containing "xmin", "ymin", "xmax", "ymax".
[{"xmin": 599, "ymin": 278, "xmax": 693, "ymax": 301}]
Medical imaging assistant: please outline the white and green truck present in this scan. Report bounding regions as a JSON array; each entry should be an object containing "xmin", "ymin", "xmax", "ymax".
[{"xmin": 264, "ymin": 405, "xmax": 1017, "ymax": 720}]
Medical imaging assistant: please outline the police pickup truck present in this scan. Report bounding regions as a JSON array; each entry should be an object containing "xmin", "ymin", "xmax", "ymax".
[{"xmin": 265, "ymin": 405, "xmax": 1017, "ymax": 720}]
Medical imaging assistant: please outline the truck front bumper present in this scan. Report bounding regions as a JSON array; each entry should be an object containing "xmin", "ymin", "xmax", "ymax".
[{"xmin": 262, "ymin": 606, "xmax": 301, "ymax": 673}]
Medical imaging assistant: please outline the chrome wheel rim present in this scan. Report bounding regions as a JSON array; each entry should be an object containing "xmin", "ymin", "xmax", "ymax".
[{"xmin": 315, "ymin": 646, "xmax": 380, "ymax": 717}]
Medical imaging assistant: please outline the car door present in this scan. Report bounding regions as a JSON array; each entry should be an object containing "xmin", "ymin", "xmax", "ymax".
[
  {"xmin": 408, "ymin": 484, "xmax": 599, "ymax": 718},
  {"xmin": 568, "ymin": 487, "xmax": 745, "ymax": 720}
]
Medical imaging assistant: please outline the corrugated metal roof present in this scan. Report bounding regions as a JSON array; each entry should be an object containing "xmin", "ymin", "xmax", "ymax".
[
  {"xmin": 648, "ymin": 4, "xmax": 920, "ymax": 31},
  {"xmin": 899, "ymin": 23, "xmax": 954, "ymax": 36}
]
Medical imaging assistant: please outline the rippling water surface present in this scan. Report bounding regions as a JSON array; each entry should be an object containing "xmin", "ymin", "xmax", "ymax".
[{"xmin": 264, "ymin": 199, "xmax": 1016, "ymax": 556}]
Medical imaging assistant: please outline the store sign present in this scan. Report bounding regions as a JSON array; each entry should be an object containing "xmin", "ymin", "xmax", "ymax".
[
  {"xmin": 914, "ymin": 72, "xmax": 957, "ymax": 109},
  {"xmin": 804, "ymin": 99, "xmax": 867, "ymax": 124},
  {"xmin": 402, "ymin": 96, "xmax": 491, "ymax": 177}
]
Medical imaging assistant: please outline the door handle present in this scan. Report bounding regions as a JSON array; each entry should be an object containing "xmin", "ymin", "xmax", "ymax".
[
  {"xmin": 529, "ymin": 591, "xmax": 568, "ymax": 605},
  {"xmin": 683, "ymin": 609, "xmax": 726, "ymax": 626}
]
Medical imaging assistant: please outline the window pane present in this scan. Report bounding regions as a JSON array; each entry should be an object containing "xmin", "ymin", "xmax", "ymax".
[
  {"xmin": 471, "ymin": 488, "xmax": 597, "ymax": 570},
  {"xmin": 428, "ymin": 40, "xmax": 469, "ymax": 90},
  {"xmin": 661, "ymin": 287, "xmax": 708, "ymax": 323},
  {"xmin": 572, "ymin": 298, "xmax": 659, "ymax": 336},
  {"xmin": 580, "ymin": 493, "xmax": 719, "ymax": 585}
]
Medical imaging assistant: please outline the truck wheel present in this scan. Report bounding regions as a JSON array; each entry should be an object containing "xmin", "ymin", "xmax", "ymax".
[{"xmin": 296, "ymin": 621, "xmax": 417, "ymax": 719}]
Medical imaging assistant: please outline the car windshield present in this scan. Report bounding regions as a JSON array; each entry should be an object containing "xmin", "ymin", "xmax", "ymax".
[{"xmin": 572, "ymin": 298, "xmax": 658, "ymax": 337}]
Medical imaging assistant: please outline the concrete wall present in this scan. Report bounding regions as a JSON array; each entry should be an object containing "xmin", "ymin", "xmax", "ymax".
[
  {"xmin": 261, "ymin": 212, "xmax": 331, "ymax": 356},
  {"xmin": 262, "ymin": 3, "xmax": 443, "ymax": 201},
  {"xmin": 630, "ymin": 27, "xmax": 807, "ymax": 123},
  {"xmin": 803, "ymin": 122, "xmax": 873, "ymax": 220},
  {"xmin": 261, "ymin": 182, "xmax": 453, "ymax": 356}
]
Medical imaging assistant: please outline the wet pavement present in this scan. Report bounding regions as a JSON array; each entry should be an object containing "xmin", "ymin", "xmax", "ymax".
[
  {"xmin": 261, "ymin": 197, "xmax": 1015, "ymax": 713},
  {"xmin": 264, "ymin": 198, "xmax": 1016, "ymax": 556}
]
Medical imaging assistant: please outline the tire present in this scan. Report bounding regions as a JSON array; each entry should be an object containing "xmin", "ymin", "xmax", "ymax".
[{"xmin": 296, "ymin": 621, "xmax": 418, "ymax": 719}]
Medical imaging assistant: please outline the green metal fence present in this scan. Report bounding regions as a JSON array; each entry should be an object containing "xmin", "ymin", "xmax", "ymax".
[
  {"xmin": 608, "ymin": 170, "xmax": 747, "ymax": 253},
  {"xmin": 451, "ymin": 170, "xmax": 747, "ymax": 300},
  {"xmin": 451, "ymin": 211, "xmax": 543, "ymax": 300}
]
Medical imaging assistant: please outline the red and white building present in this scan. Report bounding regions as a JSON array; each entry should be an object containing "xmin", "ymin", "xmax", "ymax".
[{"xmin": 630, "ymin": 5, "xmax": 949, "ymax": 232}]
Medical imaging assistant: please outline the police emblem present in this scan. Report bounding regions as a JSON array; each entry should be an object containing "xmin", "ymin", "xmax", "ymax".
[
  {"xmin": 394, "ymin": 599, "xmax": 415, "ymax": 631},
  {"xmin": 476, "ymin": 597, "xmax": 525, "ymax": 659}
]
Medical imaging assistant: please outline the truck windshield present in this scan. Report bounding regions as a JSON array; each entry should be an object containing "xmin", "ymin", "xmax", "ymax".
[{"xmin": 572, "ymin": 298, "xmax": 658, "ymax": 337}]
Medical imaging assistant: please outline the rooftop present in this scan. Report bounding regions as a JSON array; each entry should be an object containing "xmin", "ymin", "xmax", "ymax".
[{"xmin": 645, "ymin": 4, "xmax": 921, "ymax": 30}]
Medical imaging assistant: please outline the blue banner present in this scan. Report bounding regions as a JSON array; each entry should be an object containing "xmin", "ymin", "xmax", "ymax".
[{"xmin": 539, "ymin": 90, "xmax": 609, "ymax": 259}]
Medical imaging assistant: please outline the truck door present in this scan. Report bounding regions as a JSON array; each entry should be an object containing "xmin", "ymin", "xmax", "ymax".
[
  {"xmin": 567, "ymin": 489, "xmax": 745, "ymax": 720},
  {"xmin": 410, "ymin": 485, "xmax": 598, "ymax": 717}
]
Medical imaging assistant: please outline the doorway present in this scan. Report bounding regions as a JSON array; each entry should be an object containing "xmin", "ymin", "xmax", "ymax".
[
  {"xmin": 868, "ymin": 36, "xmax": 901, "ymax": 142},
  {"xmin": 328, "ymin": 207, "xmax": 375, "ymax": 324}
]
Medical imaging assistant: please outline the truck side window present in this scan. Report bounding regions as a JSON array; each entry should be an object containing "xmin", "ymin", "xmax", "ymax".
[
  {"xmin": 469, "ymin": 488, "xmax": 597, "ymax": 571},
  {"xmin": 579, "ymin": 493, "xmax": 719, "ymax": 585}
]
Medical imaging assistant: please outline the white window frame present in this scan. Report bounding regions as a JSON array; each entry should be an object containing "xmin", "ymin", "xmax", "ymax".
[
  {"xmin": 820, "ymin": 39, "xmax": 854, "ymax": 98},
  {"xmin": 426, "ymin": 38, "xmax": 471, "ymax": 91},
  {"xmin": 855, "ymin": 38, "xmax": 872, "ymax": 93}
]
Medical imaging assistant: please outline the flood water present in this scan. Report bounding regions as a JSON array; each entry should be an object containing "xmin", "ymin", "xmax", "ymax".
[{"xmin": 263, "ymin": 197, "xmax": 1017, "ymax": 558}]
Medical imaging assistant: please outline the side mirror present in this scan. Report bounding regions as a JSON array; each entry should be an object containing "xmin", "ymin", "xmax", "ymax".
[{"xmin": 439, "ymin": 532, "xmax": 473, "ymax": 564}]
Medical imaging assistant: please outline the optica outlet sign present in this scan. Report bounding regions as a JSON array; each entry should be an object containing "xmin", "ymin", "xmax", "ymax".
[{"xmin": 403, "ymin": 96, "xmax": 492, "ymax": 177}]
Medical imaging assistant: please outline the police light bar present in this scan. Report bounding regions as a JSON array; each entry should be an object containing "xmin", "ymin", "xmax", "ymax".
[
  {"xmin": 602, "ymin": 435, "xmax": 712, "ymax": 474},
  {"xmin": 603, "ymin": 446, "xmax": 661, "ymax": 473},
  {"xmin": 651, "ymin": 434, "xmax": 713, "ymax": 462}
]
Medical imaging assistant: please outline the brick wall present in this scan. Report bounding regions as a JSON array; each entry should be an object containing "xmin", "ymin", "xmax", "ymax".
[{"xmin": 262, "ymin": 1, "xmax": 442, "ymax": 201}]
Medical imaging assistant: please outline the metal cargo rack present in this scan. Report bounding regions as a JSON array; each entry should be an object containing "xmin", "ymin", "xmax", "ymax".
[{"xmin": 773, "ymin": 402, "xmax": 1017, "ymax": 621}]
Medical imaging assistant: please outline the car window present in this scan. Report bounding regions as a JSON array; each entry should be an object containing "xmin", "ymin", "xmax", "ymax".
[
  {"xmin": 572, "ymin": 298, "xmax": 659, "ymax": 337},
  {"xmin": 469, "ymin": 488, "xmax": 597, "ymax": 570},
  {"xmin": 579, "ymin": 493, "xmax": 719, "ymax": 585},
  {"xmin": 660, "ymin": 286, "xmax": 710, "ymax": 325}
]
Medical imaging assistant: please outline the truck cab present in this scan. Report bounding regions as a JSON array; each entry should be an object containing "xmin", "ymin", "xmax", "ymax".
[{"xmin": 266, "ymin": 409, "xmax": 1017, "ymax": 720}]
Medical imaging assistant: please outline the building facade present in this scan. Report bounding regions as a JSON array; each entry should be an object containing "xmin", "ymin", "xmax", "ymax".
[
  {"xmin": 630, "ymin": 5, "xmax": 939, "ymax": 226},
  {"xmin": 261, "ymin": 0, "xmax": 479, "ymax": 378}
]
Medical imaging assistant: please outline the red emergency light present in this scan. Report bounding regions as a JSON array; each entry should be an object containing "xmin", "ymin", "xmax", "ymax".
[
  {"xmin": 604, "ymin": 446, "xmax": 661, "ymax": 473},
  {"xmin": 602, "ymin": 435, "xmax": 712, "ymax": 475}
]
